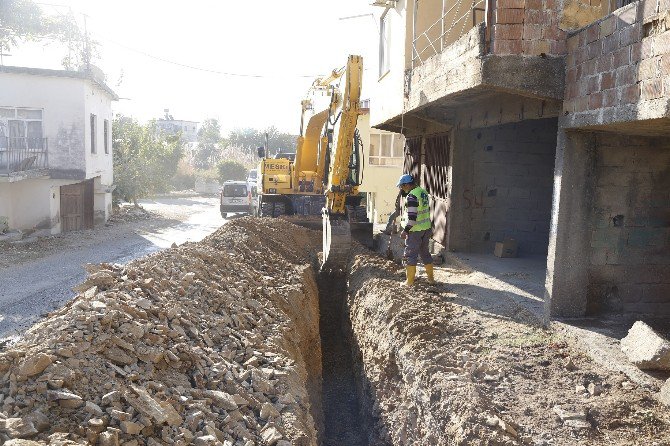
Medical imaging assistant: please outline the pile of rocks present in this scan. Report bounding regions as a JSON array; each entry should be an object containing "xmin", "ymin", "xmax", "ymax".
[{"xmin": 0, "ymin": 218, "xmax": 322, "ymax": 446}]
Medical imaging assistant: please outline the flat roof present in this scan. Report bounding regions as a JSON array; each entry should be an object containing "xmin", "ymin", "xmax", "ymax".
[{"xmin": 0, "ymin": 65, "xmax": 119, "ymax": 100}]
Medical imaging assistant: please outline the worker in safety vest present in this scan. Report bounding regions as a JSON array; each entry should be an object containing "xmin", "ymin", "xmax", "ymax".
[{"xmin": 397, "ymin": 174, "xmax": 434, "ymax": 286}]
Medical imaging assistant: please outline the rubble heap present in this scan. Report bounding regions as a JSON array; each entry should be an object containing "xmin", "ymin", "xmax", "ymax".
[{"xmin": 0, "ymin": 218, "xmax": 323, "ymax": 446}]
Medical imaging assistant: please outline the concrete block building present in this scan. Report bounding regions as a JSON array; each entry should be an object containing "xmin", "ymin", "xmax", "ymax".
[
  {"xmin": 0, "ymin": 66, "xmax": 118, "ymax": 234},
  {"xmin": 368, "ymin": 0, "xmax": 669, "ymax": 319}
]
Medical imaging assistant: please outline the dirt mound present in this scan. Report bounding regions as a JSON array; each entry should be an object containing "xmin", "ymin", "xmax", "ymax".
[
  {"xmin": 0, "ymin": 218, "xmax": 323, "ymax": 446},
  {"xmin": 347, "ymin": 247, "xmax": 670, "ymax": 445}
]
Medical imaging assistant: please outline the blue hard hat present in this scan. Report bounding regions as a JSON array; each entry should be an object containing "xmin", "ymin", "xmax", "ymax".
[{"xmin": 396, "ymin": 174, "xmax": 414, "ymax": 187}]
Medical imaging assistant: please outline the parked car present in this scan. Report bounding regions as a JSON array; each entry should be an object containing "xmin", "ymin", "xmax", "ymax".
[{"xmin": 220, "ymin": 181, "xmax": 251, "ymax": 217}]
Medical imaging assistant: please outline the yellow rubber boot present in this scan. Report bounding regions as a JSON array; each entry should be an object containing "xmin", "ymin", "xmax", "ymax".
[
  {"xmin": 425, "ymin": 264, "xmax": 435, "ymax": 284},
  {"xmin": 405, "ymin": 266, "xmax": 416, "ymax": 287}
]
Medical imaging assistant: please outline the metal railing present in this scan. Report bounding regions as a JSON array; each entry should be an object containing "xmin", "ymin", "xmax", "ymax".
[
  {"xmin": 0, "ymin": 137, "xmax": 49, "ymax": 175},
  {"xmin": 411, "ymin": 0, "xmax": 489, "ymax": 68}
]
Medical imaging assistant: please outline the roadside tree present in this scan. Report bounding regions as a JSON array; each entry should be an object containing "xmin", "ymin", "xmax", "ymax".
[
  {"xmin": 193, "ymin": 118, "xmax": 223, "ymax": 169},
  {"xmin": 217, "ymin": 160, "xmax": 247, "ymax": 183},
  {"xmin": 113, "ymin": 116, "xmax": 184, "ymax": 205}
]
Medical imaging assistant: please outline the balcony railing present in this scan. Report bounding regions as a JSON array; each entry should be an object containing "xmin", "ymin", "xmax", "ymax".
[
  {"xmin": 412, "ymin": 0, "xmax": 490, "ymax": 68},
  {"xmin": 0, "ymin": 137, "xmax": 49, "ymax": 175}
]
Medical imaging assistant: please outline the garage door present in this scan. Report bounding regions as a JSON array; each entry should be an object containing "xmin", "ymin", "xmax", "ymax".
[{"xmin": 60, "ymin": 180, "xmax": 94, "ymax": 232}]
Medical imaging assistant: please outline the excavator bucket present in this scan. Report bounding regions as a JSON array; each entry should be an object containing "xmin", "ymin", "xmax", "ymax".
[
  {"xmin": 322, "ymin": 215, "xmax": 351, "ymax": 271},
  {"xmin": 350, "ymin": 222, "xmax": 374, "ymax": 249},
  {"xmin": 322, "ymin": 215, "xmax": 373, "ymax": 270}
]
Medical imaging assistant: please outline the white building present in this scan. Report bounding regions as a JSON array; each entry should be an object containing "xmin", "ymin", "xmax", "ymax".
[
  {"xmin": 156, "ymin": 116, "xmax": 199, "ymax": 143},
  {"xmin": 0, "ymin": 66, "xmax": 118, "ymax": 234}
]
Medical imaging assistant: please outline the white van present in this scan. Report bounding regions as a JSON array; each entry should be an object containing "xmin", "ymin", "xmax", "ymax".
[{"xmin": 220, "ymin": 181, "xmax": 251, "ymax": 217}]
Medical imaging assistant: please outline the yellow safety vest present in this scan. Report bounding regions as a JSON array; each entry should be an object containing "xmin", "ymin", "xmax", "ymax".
[{"xmin": 402, "ymin": 187, "xmax": 431, "ymax": 232}]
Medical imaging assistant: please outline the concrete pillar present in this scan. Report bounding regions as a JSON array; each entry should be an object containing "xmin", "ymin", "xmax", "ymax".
[
  {"xmin": 447, "ymin": 129, "xmax": 472, "ymax": 252},
  {"xmin": 544, "ymin": 129, "xmax": 596, "ymax": 318}
]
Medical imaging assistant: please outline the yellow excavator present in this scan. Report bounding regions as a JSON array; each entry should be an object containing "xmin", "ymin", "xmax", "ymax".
[{"xmin": 256, "ymin": 55, "xmax": 371, "ymax": 267}]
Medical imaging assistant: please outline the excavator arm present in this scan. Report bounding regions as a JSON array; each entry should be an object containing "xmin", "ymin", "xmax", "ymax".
[{"xmin": 321, "ymin": 55, "xmax": 372, "ymax": 269}]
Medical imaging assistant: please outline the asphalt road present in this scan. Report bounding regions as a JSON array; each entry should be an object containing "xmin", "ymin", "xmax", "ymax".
[{"xmin": 0, "ymin": 196, "xmax": 224, "ymax": 343}]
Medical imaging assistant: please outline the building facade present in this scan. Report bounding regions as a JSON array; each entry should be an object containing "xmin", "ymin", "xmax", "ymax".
[
  {"xmin": 156, "ymin": 116, "xmax": 199, "ymax": 143},
  {"xmin": 368, "ymin": 0, "xmax": 670, "ymax": 318},
  {"xmin": 0, "ymin": 66, "xmax": 118, "ymax": 234},
  {"xmin": 358, "ymin": 104, "xmax": 405, "ymax": 226}
]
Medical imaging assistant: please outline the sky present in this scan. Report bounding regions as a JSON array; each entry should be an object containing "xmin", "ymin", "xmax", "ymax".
[{"xmin": 7, "ymin": 0, "xmax": 380, "ymax": 134}]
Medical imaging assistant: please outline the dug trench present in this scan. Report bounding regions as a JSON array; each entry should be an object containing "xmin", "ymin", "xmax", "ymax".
[{"xmin": 1, "ymin": 218, "xmax": 669, "ymax": 445}]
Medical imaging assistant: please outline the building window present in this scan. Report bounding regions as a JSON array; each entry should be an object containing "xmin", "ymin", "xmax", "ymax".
[
  {"xmin": 370, "ymin": 132, "xmax": 404, "ymax": 166},
  {"xmin": 90, "ymin": 114, "xmax": 97, "ymax": 154},
  {"xmin": 103, "ymin": 119, "xmax": 109, "ymax": 154},
  {"xmin": 0, "ymin": 107, "xmax": 43, "ymax": 151},
  {"xmin": 379, "ymin": 12, "xmax": 391, "ymax": 78}
]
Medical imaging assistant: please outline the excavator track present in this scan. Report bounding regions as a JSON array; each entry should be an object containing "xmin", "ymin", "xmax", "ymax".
[{"xmin": 322, "ymin": 215, "xmax": 351, "ymax": 271}]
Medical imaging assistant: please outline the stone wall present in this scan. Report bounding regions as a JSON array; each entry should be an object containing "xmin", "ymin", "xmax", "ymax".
[
  {"xmin": 588, "ymin": 133, "xmax": 670, "ymax": 315},
  {"xmin": 563, "ymin": 1, "xmax": 670, "ymax": 128},
  {"xmin": 450, "ymin": 118, "xmax": 557, "ymax": 255}
]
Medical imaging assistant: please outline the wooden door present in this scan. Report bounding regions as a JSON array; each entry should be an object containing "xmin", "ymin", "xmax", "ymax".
[{"xmin": 60, "ymin": 180, "xmax": 94, "ymax": 232}]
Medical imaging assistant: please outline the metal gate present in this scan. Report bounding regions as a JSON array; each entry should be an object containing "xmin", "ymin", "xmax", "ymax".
[{"xmin": 60, "ymin": 180, "xmax": 94, "ymax": 232}]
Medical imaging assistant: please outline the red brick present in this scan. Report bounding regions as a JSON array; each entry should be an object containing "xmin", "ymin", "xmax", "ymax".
[
  {"xmin": 615, "ymin": 65, "xmax": 637, "ymax": 86},
  {"xmin": 630, "ymin": 42, "xmax": 642, "ymax": 62},
  {"xmin": 576, "ymin": 47, "xmax": 589, "ymax": 65},
  {"xmin": 586, "ymin": 24, "xmax": 600, "ymax": 43},
  {"xmin": 600, "ymin": 16, "xmax": 617, "ymax": 38},
  {"xmin": 619, "ymin": 84, "xmax": 640, "ymax": 104},
  {"xmin": 566, "ymin": 53, "xmax": 576, "ymax": 67},
  {"xmin": 588, "ymin": 41, "xmax": 603, "ymax": 59},
  {"xmin": 587, "ymin": 75, "xmax": 601, "ymax": 94},
  {"xmin": 497, "ymin": 0, "xmax": 526, "ymax": 7},
  {"xmin": 496, "ymin": 9, "xmax": 525, "ymax": 24},
  {"xmin": 567, "ymin": 67, "xmax": 578, "ymax": 84},
  {"xmin": 523, "ymin": 24, "xmax": 543, "ymax": 40},
  {"xmin": 589, "ymin": 92, "xmax": 604, "ymax": 109},
  {"xmin": 550, "ymin": 39, "xmax": 567, "ymax": 55},
  {"xmin": 601, "ymin": 72, "xmax": 616, "ymax": 90},
  {"xmin": 544, "ymin": 26, "xmax": 566, "ymax": 41},
  {"xmin": 603, "ymin": 89, "xmax": 617, "ymax": 107},
  {"xmin": 583, "ymin": 59, "xmax": 598, "ymax": 76},
  {"xmin": 525, "ymin": 9, "xmax": 549, "ymax": 25},
  {"xmin": 526, "ymin": 0, "xmax": 542, "ymax": 7},
  {"xmin": 640, "ymin": 78, "xmax": 664, "ymax": 100},
  {"xmin": 567, "ymin": 34, "xmax": 580, "ymax": 52},
  {"xmin": 603, "ymin": 31, "xmax": 620, "ymax": 54},
  {"xmin": 495, "ymin": 24, "xmax": 524, "ymax": 40},
  {"xmin": 575, "ymin": 96, "xmax": 590, "ymax": 112},
  {"xmin": 620, "ymin": 23, "xmax": 641, "ymax": 46},
  {"xmin": 524, "ymin": 39, "xmax": 551, "ymax": 55},
  {"xmin": 597, "ymin": 54, "xmax": 613, "ymax": 72},
  {"xmin": 612, "ymin": 46, "xmax": 631, "ymax": 68},
  {"xmin": 565, "ymin": 83, "xmax": 578, "ymax": 100},
  {"xmin": 493, "ymin": 39, "xmax": 523, "ymax": 54},
  {"xmin": 563, "ymin": 99, "xmax": 575, "ymax": 114}
]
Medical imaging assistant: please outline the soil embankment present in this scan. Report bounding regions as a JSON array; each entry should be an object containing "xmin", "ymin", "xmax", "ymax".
[
  {"xmin": 0, "ymin": 218, "xmax": 323, "ymax": 445},
  {"xmin": 347, "ymin": 247, "xmax": 670, "ymax": 445}
]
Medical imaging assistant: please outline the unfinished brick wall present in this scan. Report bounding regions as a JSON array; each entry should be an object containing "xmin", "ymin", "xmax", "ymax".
[
  {"xmin": 563, "ymin": 1, "xmax": 670, "ymax": 126},
  {"xmin": 452, "ymin": 118, "xmax": 557, "ymax": 255},
  {"xmin": 588, "ymin": 133, "xmax": 670, "ymax": 315},
  {"xmin": 492, "ymin": 0, "xmax": 568, "ymax": 55}
]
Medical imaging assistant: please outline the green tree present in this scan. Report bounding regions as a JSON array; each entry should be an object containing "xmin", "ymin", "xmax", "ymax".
[
  {"xmin": 217, "ymin": 160, "xmax": 247, "ymax": 183},
  {"xmin": 227, "ymin": 126, "xmax": 297, "ymax": 156},
  {"xmin": 193, "ymin": 118, "xmax": 223, "ymax": 169},
  {"xmin": 113, "ymin": 116, "xmax": 184, "ymax": 205},
  {"xmin": 0, "ymin": 0, "xmax": 95, "ymax": 69}
]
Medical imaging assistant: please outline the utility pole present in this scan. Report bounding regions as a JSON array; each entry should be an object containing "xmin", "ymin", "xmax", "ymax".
[
  {"xmin": 82, "ymin": 13, "xmax": 91, "ymax": 72},
  {"xmin": 0, "ymin": 42, "xmax": 11, "ymax": 66}
]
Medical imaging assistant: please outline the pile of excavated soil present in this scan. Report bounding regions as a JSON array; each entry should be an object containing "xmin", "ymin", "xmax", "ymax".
[
  {"xmin": 347, "ymin": 248, "xmax": 670, "ymax": 446},
  {"xmin": 0, "ymin": 218, "xmax": 323, "ymax": 446}
]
